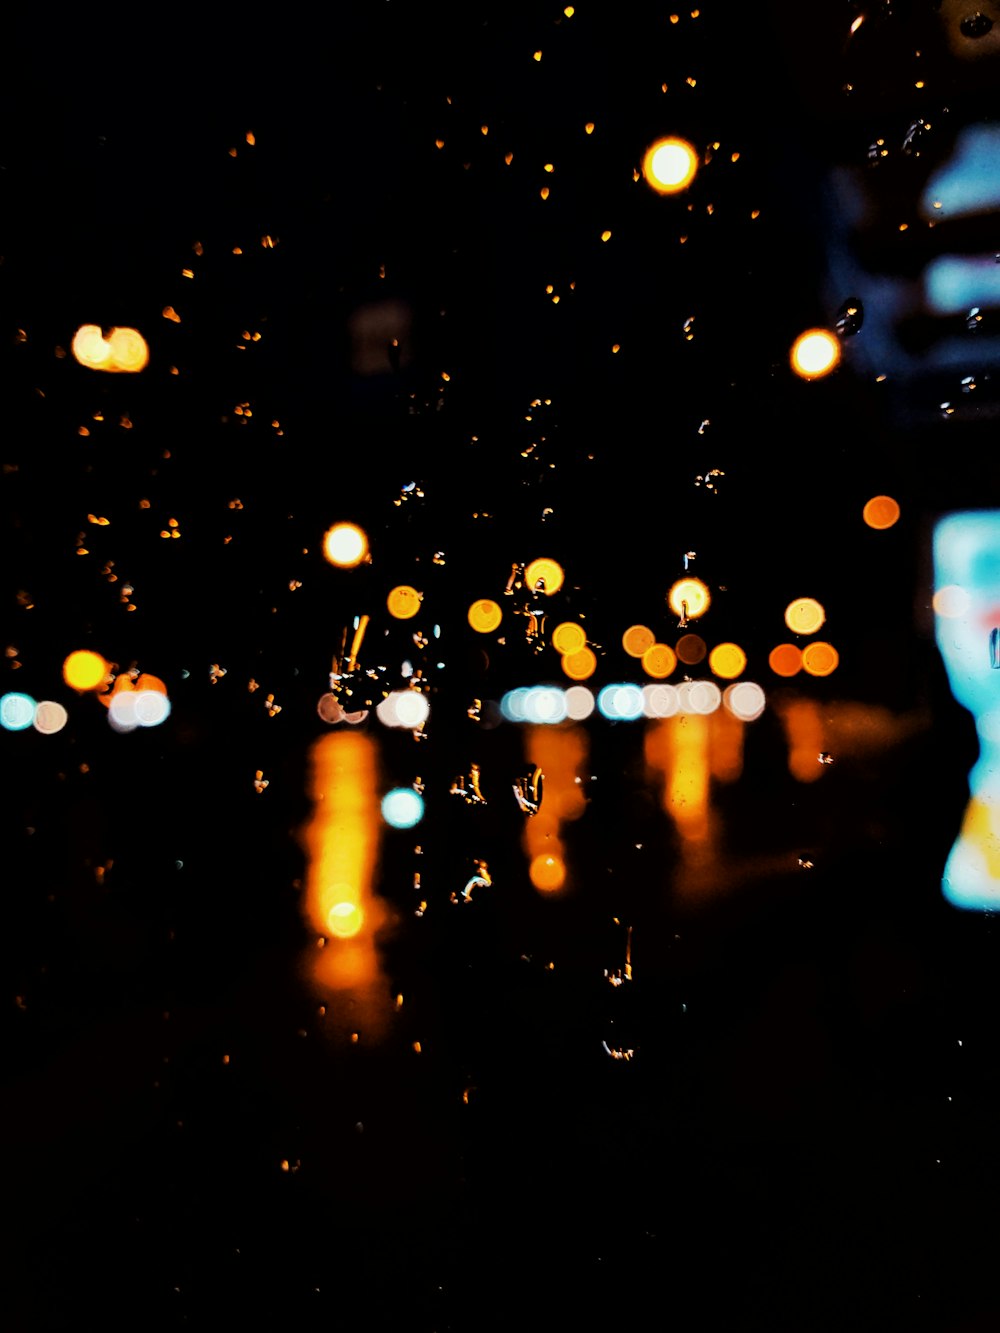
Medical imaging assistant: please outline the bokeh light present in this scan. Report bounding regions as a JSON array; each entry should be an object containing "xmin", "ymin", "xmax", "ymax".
[
  {"xmin": 552, "ymin": 621, "xmax": 586, "ymax": 655},
  {"xmin": 784, "ymin": 597, "xmax": 826, "ymax": 635},
  {"xmin": 33, "ymin": 700, "xmax": 69, "ymax": 735},
  {"xmin": 933, "ymin": 585, "xmax": 970, "ymax": 618},
  {"xmin": 768, "ymin": 643, "xmax": 803, "ymax": 676},
  {"xmin": 387, "ymin": 585, "xmax": 422, "ymax": 619},
  {"xmin": 790, "ymin": 328, "xmax": 841, "ymax": 379},
  {"xmin": 676, "ymin": 633, "xmax": 707, "ymax": 665},
  {"xmin": 529, "ymin": 853, "xmax": 566, "ymax": 893},
  {"xmin": 802, "ymin": 641, "xmax": 840, "ymax": 676},
  {"xmin": 724, "ymin": 681, "xmax": 766, "ymax": 721},
  {"xmin": 523, "ymin": 686, "xmax": 568, "ymax": 725},
  {"xmin": 597, "ymin": 684, "xmax": 645, "ymax": 721},
  {"xmin": 863, "ymin": 495, "xmax": 901, "ymax": 530},
  {"xmin": 639, "ymin": 643, "xmax": 675, "ymax": 679},
  {"xmin": 327, "ymin": 899, "xmax": 364, "ymax": 939},
  {"xmin": 381, "ymin": 787, "xmax": 424, "ymax": 829},
  {"xmin": 524, "ymin": 557, "xmax": 565, "ymax": 595},
  {"xmin": 622, "ymin": 624, "xmax": 655, "ymax": 658},
  {"xmin": 564, "ymin": 685, "xmax": 595, "ymax": 720},
  {"xmin": 561, "ymin": 646, "xmax": 597, "ymax": 680},
  {"xmin": 708, "ymin": 642, "xmax": 747, "ymax": 679},
  {"xmin": 642, "ymin": 683, "xmax": 680, "ymax": 718},
  {"xmin": 668, "ymin": 577, "xmax": 710, "ymax": 619},
  {"xmin": 322, "ymin": 522, "xmax": 369, "ymax": 568},
  {"xmin": 0, "ymin": 693, "xmax": 36, "ymax": 731},
  {"xmin": 376, "ymin": 690, "xmax": 430, "ymax": 728},
  {"xmin": 72, "ymin": 324, "xmax": 149, "ymax": 373},
  {"xmin": 642, "ymin": 137, "xmax": 698, "ymax": 193},
  {"xmin": 63, "ymin": 649, "xmax": 109, "ymax": 691},
  {"xmin": 677, "ymin": 680, "xmax": 722, "ymax": 714},
  {"xmin": 468, "ymin": 599, "xmax": 503, "ymax": 632}
]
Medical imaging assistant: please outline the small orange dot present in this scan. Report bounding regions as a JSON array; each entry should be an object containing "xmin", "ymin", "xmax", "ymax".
[{"xmin": 863, "ymin": 495, "xmax": 900, "ymax": 530}]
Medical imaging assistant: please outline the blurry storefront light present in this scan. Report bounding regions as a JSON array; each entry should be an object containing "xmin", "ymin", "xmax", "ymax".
[
  {"xmin": 668, "ymin": 577, "xmax": 710, "ymax": 619},
  {"xmin": 790, "ymin": 328, "xmax": 840, "ymax": 379},
  {"xmin": 322, "ymin": 522, "xmax": 369, "ymax": 567},
  {"xmin": 387, "ymin": 585, "xmax": 422, "ymax": 619},
  {"xmin": 784, "ymin": 597, "xmax": 826, "ymax": 635},
  {"xmin": 934, "ymin": 511, "xmax": 1000, "ymax": 910},
  {"xmin": 381, "ymin": 787, "xmax": 424, "ymax": 829},
  {"xmin": 642, "ymin": 136, "xmax": 698, "ymax": 194},
  {"xmin": 523, "ymin": 686, "xmax": 568, "ymax": 724},
  {"xmin": 524, "ymin": 557, "xmax": 564, "ymax": 595},
  {"xmin": 501, "ymin": 688, "xmax": 530, "ymax": 723},
  {"xmin": 0, "ymin": 692, "xmax": 36, "ymax": 731},
  {"xmin": 63, "ymin": 649, "xmax": 109, "ymax": 691},
  {"xmin": 468, "ymin": 598, "xmax": 503, "ymax": 632},
  {"xmin": 108, "ymin": 689, "xmax": 171, "ymax": 731},
  {"xmin": 327, "ymin": 900, "xmax": 364, "ymax": 939},
  {"xmin": 529, "ymin": 853, "xmax": 567, "ymax": 892}
]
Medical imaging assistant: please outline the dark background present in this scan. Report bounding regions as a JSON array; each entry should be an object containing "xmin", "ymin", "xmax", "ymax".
[{"xmin": 3, "ymin": 4, "xmax": 1000, "ymax": 1329}]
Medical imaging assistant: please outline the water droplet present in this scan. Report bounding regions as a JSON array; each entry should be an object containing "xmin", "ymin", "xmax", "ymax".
[
  {"xmin": 798, "ymin": 856, "xmax": 815, "ymax": 870},
  {"xmin": 940, "ymin": 401, "xmax": 955, "ymax": 417},
  {"xmin": 450, "ymin": 763, "xmax": 487, "ymax": 804},
  {"xmin": 960, "ymin": 11, "xmax": 994, "ymax": 38},
  {"xmin": 456, "ymin": 859, "xmax": 492, "ymax": 902},
  {"xmin": 990, "ymin": 627, "xmax": 1000, "ymax": 669},
  {"xmin": 961, "ymin": 375, "xmax": 977, "ymax": 393},
  {"xmin": 818, "ymin": 752, "xmax": 834, "ymax": 765},
  {"xmin": 835, "ymin": 298, "xmax": 864, "ymax": 337},
  {"xmin": 902, "ymin": 119, "xmax": 933, "ymax": 156},
  {"xmin": 967, "ymin": 307, "xmax": 983, "ymax": 331},
  {"xmin": 867, "ymin": 138, "xmax": 889, "ymax": 164},
  {"xmin": 512, "ymin": 766, "xmax": 543, "ymax": 816},
  {"xmin": 682, "ymin": 316, "xmax": 696, "ymax": 340}
]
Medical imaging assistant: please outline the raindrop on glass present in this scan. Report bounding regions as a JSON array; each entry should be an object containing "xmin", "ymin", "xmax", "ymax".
[
  {"xmin": 902, "ymin": 119, "xmax": 932, "ymax": 156},
  {"xmin": 990, "ymin": 627, "xmax": 1000, "ymax": 670},
  {"xmin": 834, "ymin": 298, "xmax": 864, "ymax": 338},
  {"xmin": 960, "ymin": 12, "xmax": 994, "ymax": 38},
  {"xmin": 967, "ymin": 307, "xmax": 983, "ymax": 331},
  {"xmin": 961, "ymin": 375, "xmax": 977, "ymax": 393}
]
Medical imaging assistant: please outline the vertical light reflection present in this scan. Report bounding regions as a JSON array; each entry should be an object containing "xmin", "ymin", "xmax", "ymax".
[
  {"xmin": 301, "ymin": 732, "xmax": 389, "ymax": 1034},
  {"xmin": 709, "ymin": 705, "xmax": 744, "ymax": 783},
  {"xmin": 522, "ymin": 724, "xmax": 589, "ymax": 894},
  {"xmin": 776, "ymin": 697, "xmax": 827, "ymax": 782},
  {"xmin": 645, "ymin": 714, "xmax": 713, "ymax": 866}
]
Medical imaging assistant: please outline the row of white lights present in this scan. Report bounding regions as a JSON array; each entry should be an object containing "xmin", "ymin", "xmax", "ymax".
[{"xmin": 372, "ymin": 681, "xmax": 766, "ymax": 729}]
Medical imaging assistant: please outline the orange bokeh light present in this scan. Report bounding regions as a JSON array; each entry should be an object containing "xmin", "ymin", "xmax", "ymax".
[
  {"xmin": 642, "ymin": 643, "xmax": 677, "ymax": 679},
  {"xmin": 708, "ymin": 642, "xmax": 747, "ymax": 679},
  {"xmin": 524, "ymin": 557, "xmax": 565, "ymax": 595},
  {"xmin": 676, "ymin": 633, "xmax": 707, "ymax": 665},
  {"xmin": 322, "ymin": 522, "xmax": 369, "ymax": 567},
  {"xmin": 562, "ymin": 646, "xmax": 597, "ymax": 680},
  {"xmin": 552, "ymin": 621, "xmax": 586, "ymax": 655},
  {"xmin": 63, "ymin": 649, "xmax": 109, "ymax": 691},
  {"xmin": 668, "ymin": 577, "xmax": 710, "ymax": 619},
  {"xmin": 72, "ymin": 324, "xmax": 149, "ymax": 373},
  {"xmin": 790, "ymin": 328, "xmax": 840, "ymax": 380},
  {"xmin": 863, "ymin": 495, "xmax": 900, "ymax": 530},
  {"xmin": 768, "ymin": 643, "xmax": 803, "ymax": 677},
  {"xmin": 642, "ymin": 137, "xmax": 698, "ymax": 194},
  {"xmin": 802, "ymin": 641, "xmax": 839, "ymax": 677},
  {"xmin": 387, "ymin": 585, "xmax": 421, "ymax": 619},
  {"xmin": 622, "ymin": 624, "xmax": 655, "ymax": 658},
  {"xmin": 468, "ymin": 598, "xmax": 502, "ymax": 632},
  {"xmin": 529, "ymin": 853, "xmax": 566, "ymax": 892}
]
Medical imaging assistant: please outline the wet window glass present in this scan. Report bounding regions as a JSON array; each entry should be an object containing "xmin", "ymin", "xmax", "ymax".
[{"xmin": 5, "ymin": 6, "xmax": 1000, "ymax": 1327}]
